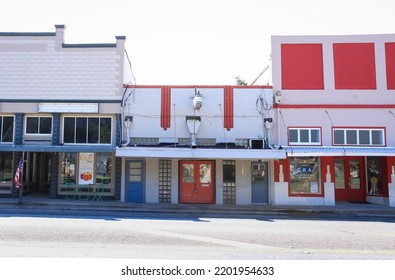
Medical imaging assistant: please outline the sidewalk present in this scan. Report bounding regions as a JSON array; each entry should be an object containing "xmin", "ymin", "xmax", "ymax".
[{"xmin": 1, "ymin": 196, "xmax": 395, "ymax": 220}]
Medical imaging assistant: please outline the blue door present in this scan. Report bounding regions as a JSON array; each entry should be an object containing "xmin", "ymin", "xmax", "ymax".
[
  {"xmin": 125, "ymin": 160, "xmax": 145, "ymax": 203},
  {"xmin": 251, "ymin": 162, "xmax": 269, "ymax": 204}
]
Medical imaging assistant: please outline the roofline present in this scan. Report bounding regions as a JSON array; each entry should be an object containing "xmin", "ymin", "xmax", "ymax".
[
  {"xmin": 0, "ymin": 32, "xmax": 56, "ymax": 37},
  {"xmin": 123, "ymin": 84, "xmax": 273, "ymax": 89}
]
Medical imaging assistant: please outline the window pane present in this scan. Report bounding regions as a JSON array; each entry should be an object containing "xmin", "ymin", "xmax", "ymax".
[
  {"xmin": 61, "ymin": 153, "xmax": 77, "ymax": 184},
  {"xmin": 40, "ymin": 117, "xmax": 52, "ymax": 134},
  {"xmin": 88, "ymin": 118, "xmax": 99, "ymax": 144},
  {"xmin": 367, "ymin": 157, "xmax": 382, "ymax": 194},
  {"xmin": 290, "ymin": 157, "xmax": 321, "ymax": 194},
  {"xmin": 223, "ymin": 164, "xmax": 235, "ymax": 183},
  {"xmin": 96, "ymin": 153, "xmax": 112, "ymax": 185},
  {"xmin": 0, "ymin": 152, "xmax": 13, "ymax": 183},
  {"xmin": 372, "ymin": 130, "xmax": 384, "ymax": 145},
  {"xmin": 100, "ymin": 118, "xmax": 111, "ymax": 144},
  {"xmin": 359, "ymin": 130, "xmax": 370, "ymax": 145},
  {"xmin": 76, "ymin": 118, "xmax": 87, "ymax": 143},
  {"xmin": 346, "ymin": 130, "xmax": 357, "ymax": 144},
  {"xmin": 26, "ymin": 117, "xmax": 39, "ymax": 134},
  {"xmin": 300, "ymin": 129, "xmax": 309, "ymax": 142},
  {"xmin": 289, "ymin": 129, "xmax": 298, "ymax": 143},
  {"xmin": 311, "ymin": 129, "xmax": 320, "ymax": 143},
  {"xmin": 1, "ymin": 117, "xmax": 14, "ymax": 143},
  {"xmin": 199, "ymin": 164, "xmax": 211, "ymax": 183},
  {"xmin": 334, "ymin": 159, "xmax": 345, "ymax": 189},
  {"xmin": 182, "ymin": 164, "xmax": 194, "ymax": 183},
  {"xmin": 63, "ymin": 118, "xmax": 75, "ymax": 143},
  {"xmin": 333, "ymin": 130, "xmax": 344, "ymax": 144}
]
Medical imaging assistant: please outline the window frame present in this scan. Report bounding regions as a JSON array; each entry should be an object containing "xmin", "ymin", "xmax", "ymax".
[
  {"xmin": 0, "ymin": 115, "xmax": 15, "ymax": 144},
  {"xmin": 62, "ymin": 116, "xmax": 113, "ymax": 145},
  {"xmin": 24, "ymin": 115, "xmax": 53, "ymax": 136},
  {"xmin": 332, "ymin": 127, "xmax": 386, "ymax": 146},
  {"xmin": 288, "ymin": 127, "xmax": 322, "ymax": 146}
]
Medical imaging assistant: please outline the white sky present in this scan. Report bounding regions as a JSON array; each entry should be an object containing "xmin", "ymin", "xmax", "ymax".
[{"xmin": 2, "ymin": 0, "xmax": 395, "ymax": 85}]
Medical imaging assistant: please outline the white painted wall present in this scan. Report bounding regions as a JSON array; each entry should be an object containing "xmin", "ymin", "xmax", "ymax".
[{"xmin": 124, "ymin": 87, "xmax": 276, "ymax": 144}]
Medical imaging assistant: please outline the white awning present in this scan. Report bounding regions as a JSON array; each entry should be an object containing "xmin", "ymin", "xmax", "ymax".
[
  {"xmin": 285, "ymin": 146, "xmax": 395, "ymax": 157},
  {"xmin": 116, "ymin": 146, "xmax": 286, "ymax": 160}
]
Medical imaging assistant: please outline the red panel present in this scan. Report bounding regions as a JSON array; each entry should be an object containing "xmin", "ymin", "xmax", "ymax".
[
  {"xmin": 160, "ymin": 86, "xmax": 171, "ymax": 130},
  {"xmin": 333, "ymin": 43, "xmax": 376, "ymax": 89},
  {"xmin": 281, "ymin": 44, "xmax": 324, "ymax": 90},
  {"xmin": 385, "ymin": 43, "xmax": 395, "ymax": 90},
  {"xmin": 223, "ymin": 86, "xmax": 234, "ymax": 131}
]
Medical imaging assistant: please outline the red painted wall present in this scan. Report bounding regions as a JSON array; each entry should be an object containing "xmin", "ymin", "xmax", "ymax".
[
  {"xmin": 281, "ymin": 44, "xmax": 324, "ymax": 90},
  {"xmin": 385, "ymin": 43, "xmax": 395, "ymax": 90},
  {"xmin": 333, "ymin": 43, "xmax": 376, "ymax": 89}
]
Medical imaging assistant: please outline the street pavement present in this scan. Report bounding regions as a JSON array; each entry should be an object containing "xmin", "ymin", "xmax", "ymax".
[{"xmin": 1, "ymin": 195, "xmax": 395, "ymax": 221}]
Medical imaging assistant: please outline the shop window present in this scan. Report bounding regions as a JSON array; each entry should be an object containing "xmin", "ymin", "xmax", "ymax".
[
  {"xmin": 61, "ymin": 153, "xmax": 77, "ymax": 184},
  {"xmin": 288, "ymin": 127, "xmax": 321, "ymax": 145},
  {"xmin": 367, "ymin": 156, "xmax": 382, "ymax": 195},
  {"xmin": 0, "ymin": 152, "xmax": 13, "ymax": 184},
  {"xmin": 96, "ymin": 153, "xmax": 112, "ymax": 186},
  {"xmin": 0, "ymin": 116, "xmax": 14, "ymax": 143},
  {"xmin": 290, "ymin": 157, "xmax": 322, "ymax": 195},
  {"xmin": 63, "ymin": 117, "xmax": 112, "ymax": 144},
  {"xmin": 25, "ymin": 116, "xmax": 52, "ymax": 135},
  {"xmin": 333, "ymin": 128, "xmax": 385, "ymax": 146}
]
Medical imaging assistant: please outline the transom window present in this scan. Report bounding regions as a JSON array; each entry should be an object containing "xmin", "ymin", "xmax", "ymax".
[
  {"xmin": 0, "ymin": 116, "xmax": 14, "ymax": 143},
  {"xmin": 25, "ymin": 116, "xmax": 52, "ymax": 135},
  {"xmin": 63, "ymin": 117, "xmax": 112, "ymax": 144},
  {"xmin": 288, "ymin": 127, "xmax": 321, "ymax": 145},
  {"xmin": 333, "ymin": 128, "xmax": 385, "ymax": 146}
]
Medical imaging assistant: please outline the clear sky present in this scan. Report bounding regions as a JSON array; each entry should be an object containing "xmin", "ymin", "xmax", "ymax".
[{"xmin": 2, "ymin": 0, "xmax": 394, "ymax": 85}]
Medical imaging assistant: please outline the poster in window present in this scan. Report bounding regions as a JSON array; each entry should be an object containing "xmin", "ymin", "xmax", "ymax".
[
  {"xmin": 290, "ymin": 157, "xmax": 321, "ymax": 194},
  {"xmin": 79, "ymin": 152, "xmax": 94, "ymax": 185}
]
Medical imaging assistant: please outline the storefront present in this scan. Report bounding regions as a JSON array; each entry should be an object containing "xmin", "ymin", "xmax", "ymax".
[
  {"xmin": 274, "ymin": 147, "xmax": 395, "ymax": 206},
  {"xmin": 116, "ymin": 146, "xmax": 286, "ymax": 205}
]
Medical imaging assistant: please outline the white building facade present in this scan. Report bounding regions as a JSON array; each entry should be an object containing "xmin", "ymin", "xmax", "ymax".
[{"xmin": 117, "ymin": 85, "xmax": 285, "ymax": 204}]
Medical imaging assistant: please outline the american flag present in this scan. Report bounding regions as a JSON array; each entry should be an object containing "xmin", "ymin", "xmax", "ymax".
[{"xmin": 14, "ymin": 155, "xmax": 24, "ymax": 189}]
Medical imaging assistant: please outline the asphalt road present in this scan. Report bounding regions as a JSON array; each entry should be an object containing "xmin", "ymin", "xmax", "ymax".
[{"xmin": 1, "ymin": 213, "xmax": 395, "ymax": 260}]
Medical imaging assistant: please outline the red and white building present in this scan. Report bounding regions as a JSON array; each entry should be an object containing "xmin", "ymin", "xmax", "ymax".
[{"xmin": 271, "ymin": 33, "xmax": 395, "ymax": 207}]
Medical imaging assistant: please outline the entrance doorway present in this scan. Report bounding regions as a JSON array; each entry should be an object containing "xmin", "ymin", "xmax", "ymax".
[
  {"xmin": 24, "ymin": 152, "xmax": 52, "ymax": 196},
  {"xmin": 251, "ymin": 162, "xmax": 269, "ymax": 204},
  {"xmin": 179, "ymin": 160, "xmax": 215, "ymax": 204},
  {"xmin": 334, "ymin": 157, "xmax": 366, "ymax": 202}
]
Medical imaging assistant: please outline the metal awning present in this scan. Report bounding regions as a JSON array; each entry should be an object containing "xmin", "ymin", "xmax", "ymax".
[
  {"xmin": 116, "ymin": 146, "xmax": 286, "ymax": 160},
  {"xmin": 285, "ymin": 146, "xmax": 395, "ymax": 157}
]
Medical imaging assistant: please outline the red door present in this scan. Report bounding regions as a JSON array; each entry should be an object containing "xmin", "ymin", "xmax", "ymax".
[
  {"xmin": 334, "ymin": 157, "xmax": 366, "ymax": 202},
  {"xmin": 179, "ymin": 160, "xmax": 215, "ymax": 204}
]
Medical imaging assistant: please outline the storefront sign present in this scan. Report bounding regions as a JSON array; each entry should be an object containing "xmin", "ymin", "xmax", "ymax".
[{"xmin": 78, "ymin": 153, "xmax": 94, "ymax": 185}]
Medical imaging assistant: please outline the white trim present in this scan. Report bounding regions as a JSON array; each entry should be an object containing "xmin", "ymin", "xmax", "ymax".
[{"xmin": 116, "ymin": 147, "xmax": 286, "ymax": 160}]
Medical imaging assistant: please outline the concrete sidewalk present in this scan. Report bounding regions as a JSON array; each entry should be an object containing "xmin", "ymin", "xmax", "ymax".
[{"xmin": 1, "ymin": 196, "xmax": 395, "ymax": 220}]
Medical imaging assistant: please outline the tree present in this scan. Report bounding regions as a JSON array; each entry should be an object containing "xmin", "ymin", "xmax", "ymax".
[{"xmin": 235, "ymin": 76, "xmax": 248, "ymax": 86}]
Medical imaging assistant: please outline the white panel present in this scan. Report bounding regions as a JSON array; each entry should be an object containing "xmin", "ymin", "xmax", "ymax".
[{"xmin": 38, "ymin": 103, "xmax": 98, "ymax": 113}]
